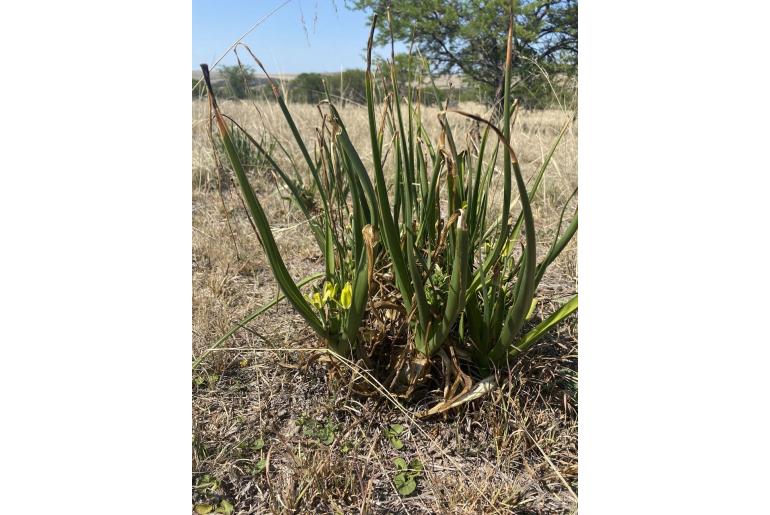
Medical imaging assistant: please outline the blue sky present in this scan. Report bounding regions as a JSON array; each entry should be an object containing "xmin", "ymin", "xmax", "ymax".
[{"xmin": 193, "ymin": 0, "xmax": 404, "ymax": 73}]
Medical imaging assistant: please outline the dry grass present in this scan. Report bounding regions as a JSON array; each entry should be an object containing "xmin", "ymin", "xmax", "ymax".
[{"xmin": 192, "ymin": 99, "xmax": 577, "ymax": 514}]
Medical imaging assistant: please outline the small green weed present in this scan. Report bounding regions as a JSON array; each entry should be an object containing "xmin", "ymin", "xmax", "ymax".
[
  {"xmin": 298, "ymin": 416, "xmax": 337, "ymax": 446},
  {"xmin": 192, "ymin": 373, "xmax": 220, "ymax": 389},
  {"xmin": 384, "ymin": 424, "xmax": 405, "ymax": 450},
  {"xmin": 193, "ymin": 475, "xmax": 233, "ymax": 514},
  {"xmin": 193, "ymin": 499, "xmax": 233, "ymax": 515},
  {"xmin": 392, "ymin": 457, "xmax": 424, "ymax": 496}
]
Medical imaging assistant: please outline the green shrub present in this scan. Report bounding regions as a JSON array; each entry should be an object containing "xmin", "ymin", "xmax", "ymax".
[
  {"xmin": 219, "ymin": 65, "xmax": 257, "ymax": 99},
  {"xmin": 287, "ymin": 69, "xmax": 367, "ymax": 105},
  {"xmin": 288, "ymin": 72, "xmax": 326, "ymax": 103}
]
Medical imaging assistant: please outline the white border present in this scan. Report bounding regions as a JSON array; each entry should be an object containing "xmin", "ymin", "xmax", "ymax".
[
  {"xmin": 580, "ymin": 1, "xmax": 770, "ymax": 512},
  {"xmin": 1, "ymin": 0, "xmax": 190, "ymax": 511}
]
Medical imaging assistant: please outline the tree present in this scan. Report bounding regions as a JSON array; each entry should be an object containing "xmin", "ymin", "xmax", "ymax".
[
  {"xmin": 338, "ymin": 69, "xmax": 367, "ymax": 104},
  {"xmin": 289, "ymin": 73, "xmax": 326, "ymax": 103},
  {"xmin": 374, "ymin": 53, "xmax": 422, "ymax": 88},
  {"xmin": 287, "ymin": 70, "xmax": 367, "ymax": 105},
  {"xmin": 220, "ymin": 65, "xmax": 257, "ymax": 99},
  {"xmin": 374, "ymin": 53, "xmax": 451, "ymax": 105},
  {"xmin": 349, "ymin": 0, "xmax": 577, "ymax": 107}
]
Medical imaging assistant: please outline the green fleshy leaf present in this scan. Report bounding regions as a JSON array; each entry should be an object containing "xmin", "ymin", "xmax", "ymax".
[
  {"xmin": 216, "ymin": 499, "xmax": 234, "ymax": 515},
  {"xmin": 409, "ymin": 458, "xmax": 424, "ymax": 474},
  {"xmin": 394, "ymin": 473, "xmax": 417, "ymax": 496}
]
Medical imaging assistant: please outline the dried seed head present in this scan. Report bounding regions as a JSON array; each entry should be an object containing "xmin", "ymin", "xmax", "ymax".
[{"xmin": 362, "ymin": 224, "xmax": 379, "ymax": 246}]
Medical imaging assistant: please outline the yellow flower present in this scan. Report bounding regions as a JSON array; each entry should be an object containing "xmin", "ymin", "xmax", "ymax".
[
  {"xmin": 339, "ymin": 282, "xmax": 352, "ymax": 309},
  {"xmin": 308, "ymin": 292, "xmax": 323, "ymax": 310},
  {"xmin": 322, "ymin": 281, "xmax": 337, "ymax": 304}
]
